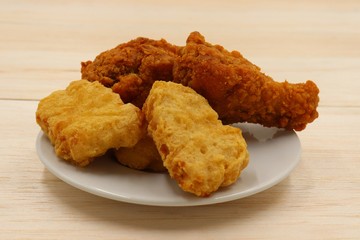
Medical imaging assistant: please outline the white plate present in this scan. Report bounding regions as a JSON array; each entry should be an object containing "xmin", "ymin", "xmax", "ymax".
[{"xmin": 36, "ymin": 123, "xmax": 301, "ymax": 207}]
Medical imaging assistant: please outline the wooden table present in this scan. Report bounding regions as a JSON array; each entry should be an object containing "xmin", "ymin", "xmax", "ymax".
[{"xmin": 1, "ymin": 1, "xmax": 359, "ymax": 239}]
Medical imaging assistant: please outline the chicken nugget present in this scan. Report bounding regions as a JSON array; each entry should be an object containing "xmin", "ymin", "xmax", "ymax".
[
  {"xmin": 143, "ymin": 81, "xmax": 249, "ymax": 197},
  {"xmin": 36, "ymin": 80, "xmax": 145, "ymax": 166},
  {"xmin": 114, "ymin": 135, "xmax": 166, "ymax": 172}
]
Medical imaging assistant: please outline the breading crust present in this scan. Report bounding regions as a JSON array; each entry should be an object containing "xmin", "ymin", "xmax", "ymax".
[
  {"xmin": 143, "ymin": 81, "xmax": 249, "ymax": 197},
  {"xmin": 173, "ymin": 32, "xmax": 319, "ymax": 130},
  {"xmin": 36, "ymin": 80, "xmax": 145, "ymax": 166}
]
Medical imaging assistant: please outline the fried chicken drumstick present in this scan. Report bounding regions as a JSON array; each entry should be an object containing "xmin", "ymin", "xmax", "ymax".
[
  {"xmin": 81, "ymin": 32, "xmax": 319, "ymax": 130},
  {"xmin": 174, "ymin": 32, "xmax": 319, "ymax": 131}
]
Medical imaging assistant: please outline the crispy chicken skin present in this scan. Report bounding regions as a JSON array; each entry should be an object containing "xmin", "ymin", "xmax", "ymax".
[
  {"xmin": 81, "ymin": 37, "xmax": 180, "ymax": 108},
  {"xmin": 81, "ymin": 32, "xmax": 319, "ymax": 130},
  {"xmin": 173, "ymin": 32, "xmax": 319, "ymax": 131},
  {"xmin": 143, "ymin": 81, "xmax": 249, "ymax": 197},
  {"xmin": 36, "ymin": 80, "xmax": 145, "ymax": 166}
]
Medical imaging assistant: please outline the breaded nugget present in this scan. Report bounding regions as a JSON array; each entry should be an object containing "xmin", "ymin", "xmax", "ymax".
[
  {"xmin": 143, "ymin": 81, "xmax": 249, "ymax": 197},
  {"xmin": 36, "ymin": 80, "xmax": 145, "ymax": 166},
  {"xmin": 174, "ymin": 32, "xmax": 319, "ymax": 130},
  {"xmin": 114, "ymin": 135, "xmax": 166, "ymax": 172}
]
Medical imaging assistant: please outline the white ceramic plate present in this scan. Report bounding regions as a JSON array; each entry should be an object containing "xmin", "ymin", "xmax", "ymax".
[{"xmin": 36, "ymin": 123, "xmax": 301, "ymax": 207}]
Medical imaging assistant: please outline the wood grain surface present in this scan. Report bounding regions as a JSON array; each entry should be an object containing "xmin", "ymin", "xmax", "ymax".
[{"xmin": 1, "ymin": 1, "xmax": 359, "ymax": 239}]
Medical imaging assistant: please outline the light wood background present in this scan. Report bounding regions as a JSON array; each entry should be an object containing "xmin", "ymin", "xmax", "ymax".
[{"xmin": 1, "ymin": 1, "xmax": 359, "ymax": 239}]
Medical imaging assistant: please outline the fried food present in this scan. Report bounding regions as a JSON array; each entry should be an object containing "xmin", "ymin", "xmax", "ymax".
[
  {"xmin": 114, "ymin": 135, "xmax": 166, "ymax": 172},
  {"xmin": 173, "ymin": 32, "xmax": 319, "ymax": 130},
  {"xmin": 81, "ymin": 32, "xmax": 319, "ymax": 131},
  {"xmin": 36, "ymin": 80, "xmax": 145, "ymax": 167},
  {"xmin": 143, "ymin": 81, "xmax": 249, "ymax": 197},
  {"xmin": 81, "ymin": 37, "xmax": 180, "ymax": 108}
]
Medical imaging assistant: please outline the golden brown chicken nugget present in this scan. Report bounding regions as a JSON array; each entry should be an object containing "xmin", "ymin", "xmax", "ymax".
[
  {"xmin": 114, "ymin": 135, "xmax": 166, "ymax": 172},
  {"xmin": 143, "ymin": 81, "xmax": 249, "ymax": 197},
  {"xmin": 36, "ymin": 80, "xmax": 145, "ymax": 166}
]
